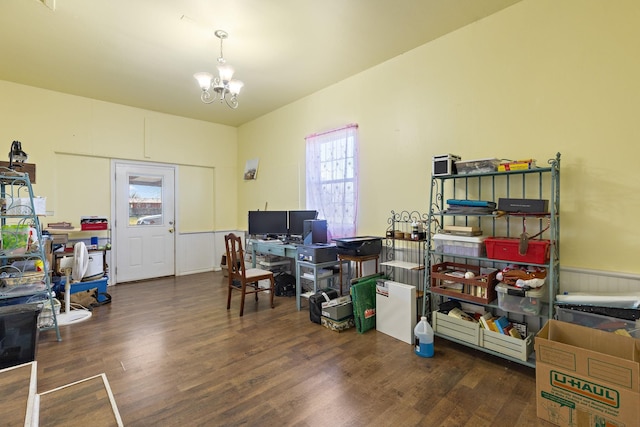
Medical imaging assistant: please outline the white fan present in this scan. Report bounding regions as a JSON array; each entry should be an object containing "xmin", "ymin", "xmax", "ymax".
[{"xmin": 56, "ymin": 242, "xmax": 93, "ymax": 325}]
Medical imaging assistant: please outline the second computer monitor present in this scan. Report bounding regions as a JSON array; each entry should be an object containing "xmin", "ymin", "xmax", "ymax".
[{"xmin": 288, "ymin": 210, "xmax": 318, "ymax": 237}]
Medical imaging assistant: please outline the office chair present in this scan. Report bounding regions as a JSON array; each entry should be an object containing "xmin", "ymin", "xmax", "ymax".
[{"xmin": 224, "ymin": 233, "xmax": 275, "ymax": 316}]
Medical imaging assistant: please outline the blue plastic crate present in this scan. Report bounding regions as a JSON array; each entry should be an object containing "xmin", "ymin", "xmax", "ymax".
[{"xmin": 54, "ymin": 276, "xmax": 109, "ymax": 303}]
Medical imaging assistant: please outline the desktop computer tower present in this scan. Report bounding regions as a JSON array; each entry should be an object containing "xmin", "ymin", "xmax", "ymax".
[{"xmin": 303, "ymin": 219, "xmax": 327, "ymax": 245}]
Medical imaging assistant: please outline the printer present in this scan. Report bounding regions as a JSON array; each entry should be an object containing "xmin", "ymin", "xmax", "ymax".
[
  {"xmin": 297, "ymin": 243, "xmax": 338, "ymax": 264},
  {"xmin": 333, "ymin": 236, "xmax": 382, "ymax": 256}
]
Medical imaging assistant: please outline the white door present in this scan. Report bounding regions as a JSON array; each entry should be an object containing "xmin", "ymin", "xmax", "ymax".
[{"xmin": 114, "ymin": 162, "xmax": 175, "ymax": 283}]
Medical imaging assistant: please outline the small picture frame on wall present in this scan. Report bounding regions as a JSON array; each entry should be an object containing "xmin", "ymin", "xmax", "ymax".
[{"xmin": 244, "ymin": 158, "xmax": 259, "ymax": 180}]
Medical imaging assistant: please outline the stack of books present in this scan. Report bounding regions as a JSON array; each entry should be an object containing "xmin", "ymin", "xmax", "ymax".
[
  {"xmin": 478, "ymin": 313, "xmax": 523, "ymax": 339},
  {"xmin": 444, "ymin": 199, "xmax": 496, "ymax": 215},
  {"xmin": 442, "ymin": 224, "xmax": 482, "ymax": 237}
]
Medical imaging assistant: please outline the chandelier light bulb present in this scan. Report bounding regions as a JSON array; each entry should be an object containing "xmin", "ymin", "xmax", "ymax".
[
  {"xmin": 228, "ymin": 80, "xmax": 244, "ymax": 96},
  {"xmin": 217, "ymin": 64, "xmax": 235, "ymax": 83},
  {"xmin": 193, "ymin": 72, "xmax": 214, "ymax": 90}
]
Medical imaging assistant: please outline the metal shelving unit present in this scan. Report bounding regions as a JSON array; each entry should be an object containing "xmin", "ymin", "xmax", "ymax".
[
  {"xmin": 0, "ymin": 168, "xmax": 61, "ymax": 341},
  {"xmin": 381, "ymin": 210, "xmax": 428, "ymax": 314},
  {"xmin": 424, "ymin": 153, "xmax": 560, "ymax": 367}
]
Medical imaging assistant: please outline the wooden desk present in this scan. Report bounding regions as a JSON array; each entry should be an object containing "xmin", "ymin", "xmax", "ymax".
[{"xmin": 338, "ymin": 253, "xmax": 380, "ymax": 295}]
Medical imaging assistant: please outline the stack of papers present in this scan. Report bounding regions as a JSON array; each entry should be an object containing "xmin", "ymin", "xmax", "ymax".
[{"xmin": 302, "ymin": 269, "xmax": 333, "ymax": 280}]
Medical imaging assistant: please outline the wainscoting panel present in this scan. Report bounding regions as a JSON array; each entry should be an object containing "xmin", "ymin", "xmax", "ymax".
[
  {"xmin": 559, "ymin": 267, "xmax": 640, "ymax": 294},
  {"xmin": 176, "ymin": 230, "xmax": 245, "ymax": 276}
]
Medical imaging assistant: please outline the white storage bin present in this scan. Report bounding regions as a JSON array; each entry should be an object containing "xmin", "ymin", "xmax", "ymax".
[
  {"xmin": 455, "ymin": 158, "xmax": 500, "ymax": 174},
  {"xmin": 432, "ymin": 310, "xmax": 481, "ymax": 345},
  {"xmin": 433, "ymin": 233, "xmax": 487, "ymax": 257},
  {"xmin": 4, "ymin": 197, "xmax": 46, "ymax": 216},
  {"xmin": 496, "ymin": 282, "xmax": 545, "ymax": 315},
  {"xmin": 480, "ymin": 329, "xmax": 534, "ymax": 362}
]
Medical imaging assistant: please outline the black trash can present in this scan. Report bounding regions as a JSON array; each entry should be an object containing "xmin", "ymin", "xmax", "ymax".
[{"xmin": 0, "ymin": 303, "xmax": 42, "ymax": 369}]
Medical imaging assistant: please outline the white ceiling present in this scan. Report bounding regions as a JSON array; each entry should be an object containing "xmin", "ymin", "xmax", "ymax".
[{"xmin": 0, "ymin": 0, "xmax": 521, "ymax": 127}]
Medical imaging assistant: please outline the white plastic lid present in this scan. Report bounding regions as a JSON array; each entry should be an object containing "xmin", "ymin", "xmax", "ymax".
[{"xmin": 433, "ymin": 233, "xmax": 487, "ymax": 243}]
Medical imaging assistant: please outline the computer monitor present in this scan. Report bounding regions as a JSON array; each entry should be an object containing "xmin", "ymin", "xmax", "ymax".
[
  {"xmin": 288, "ymin": 210, "xmax": 318, "ymax": 236},
  {"xmin": 247, "ymin": 211, "xmax": 288, "ymax": 237}
]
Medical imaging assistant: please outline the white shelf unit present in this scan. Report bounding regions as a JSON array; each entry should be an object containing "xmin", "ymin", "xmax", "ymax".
[{"xmin": 380, "ymin": 210, "xmax": 428, "ymax": 320}]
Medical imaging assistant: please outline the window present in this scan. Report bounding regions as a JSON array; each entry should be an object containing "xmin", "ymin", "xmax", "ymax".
[
  {"xmin": 128, "ymin": 174, "xmax": 164, "ymax": 226},
  {"xmin": 305, "ymin": 124, "xmax": 358, "ymax": 239}
]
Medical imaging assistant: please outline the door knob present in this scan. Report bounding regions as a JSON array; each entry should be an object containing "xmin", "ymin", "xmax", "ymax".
[{"xmin": 169, "ymin": 229, "xmax": 174, "ymax": 233}]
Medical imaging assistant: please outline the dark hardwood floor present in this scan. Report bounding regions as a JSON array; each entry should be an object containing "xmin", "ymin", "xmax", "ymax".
[{"xmin": 35, "ymin": 272, "xmax": 555, "ymax": 426}]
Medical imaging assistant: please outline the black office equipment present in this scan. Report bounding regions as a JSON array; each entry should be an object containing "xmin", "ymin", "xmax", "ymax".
[
  {"xmin": 288, "ymin": 210, "xmax": 318, "ymax": 237},
  {"xmin": 297, "ymin": 243, "xmax": 337, "ymax": 263},
  {"xmin": 248, "ymin": 211, "xmax": 288, "ymax": 237},
  {"xmin": 303, "ymin": 219, "xmax": 327, "ymax": 244},
  {"xmin": 333, "ymin": 236, "xmax": 382, "ymax": 256},
  {"xmin": 498, "ymin": 198, "xmax": 549, "ymax": 213}
]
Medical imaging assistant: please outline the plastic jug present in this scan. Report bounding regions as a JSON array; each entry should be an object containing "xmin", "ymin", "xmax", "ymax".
[{"xmin": 414, "ymin": 316, "xmax": 434, "ymax": 358}]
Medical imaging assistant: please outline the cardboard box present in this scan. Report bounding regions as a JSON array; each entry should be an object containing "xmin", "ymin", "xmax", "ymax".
[
  {"xmin": 321, "ymin": 316, "xmax": 354, "ymax": 332},
  {"xmin": 498, "ymin": 159, "xmax": 536, "ymax": 172},
  {"xmin": 321, "ymin": 295, "xmax": 353, "ymax": 321},
  {"xmin": 535, "ymin": 319, "xmax": 640, "ymax": 426}
]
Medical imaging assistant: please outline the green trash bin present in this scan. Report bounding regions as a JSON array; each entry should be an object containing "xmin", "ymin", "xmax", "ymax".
[{"xmin": 350, "ymin": 274, "xmax": 383, "ymax": 333}]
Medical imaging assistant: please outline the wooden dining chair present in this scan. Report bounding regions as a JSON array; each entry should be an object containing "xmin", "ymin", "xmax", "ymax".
[{"xmin": 224, "ymin": 233, "xmax": 275, "ymax": 316}]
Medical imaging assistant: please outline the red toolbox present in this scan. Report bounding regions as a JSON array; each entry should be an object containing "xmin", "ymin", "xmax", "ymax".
[
  {"xmin": 80, "ymin": 216, "xmax": 108, "ymax": 231},
  {"xmin": 485, "ymin": 237, "xmax": 550, "ymax": 264}
]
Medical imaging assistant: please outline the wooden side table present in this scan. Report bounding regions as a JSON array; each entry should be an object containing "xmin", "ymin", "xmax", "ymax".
[{"xmin": 338, "ymin": 253, "xmax": 379, "ymax": 295}]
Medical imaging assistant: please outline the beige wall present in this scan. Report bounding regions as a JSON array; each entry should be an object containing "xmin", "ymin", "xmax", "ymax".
[
  {"xmin": 237, "ymin": 0, "xmax": 640, "ymax": 274},
  {"xmin": 1, "ymin": 0, "xmax": 637, "ymax": 275},
  {"xmin": 0, "ymin": 80, "xmax": 238, "ymax": 232}
]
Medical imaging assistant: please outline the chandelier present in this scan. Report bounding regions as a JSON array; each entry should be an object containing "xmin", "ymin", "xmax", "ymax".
[{"xmin": 194, "ymin": 30, "xmax": 244, "ymax": 109}]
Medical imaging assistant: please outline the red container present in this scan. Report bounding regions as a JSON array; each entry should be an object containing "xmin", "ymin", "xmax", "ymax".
[
  {"xmin": 81, "ymin": 223, "xmax": 108, "ymax": 231},
  {"xmin": 485, "ymin": 237, "xmax": 550, "ymax": 264}
]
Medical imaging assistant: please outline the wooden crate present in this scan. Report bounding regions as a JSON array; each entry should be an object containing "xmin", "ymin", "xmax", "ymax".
[
  {"xmin": 432, "ymin": 310, "xmax": 481, "ymax": 345},
  {"xmin": 430, "ymin": 262, "xmax": 498, "ymax": 304},
  {"xmin": 480, "ymin": 329, "xmax": 534, "ymax": 361}
]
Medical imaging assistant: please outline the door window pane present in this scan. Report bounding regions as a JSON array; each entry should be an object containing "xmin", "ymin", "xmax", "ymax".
[{"xmin": 129, "ymin": 174, "xmax": 163, "ymax": 226}]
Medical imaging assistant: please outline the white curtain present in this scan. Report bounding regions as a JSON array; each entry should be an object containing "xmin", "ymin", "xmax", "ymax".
[{"xmin": 305, "ymin": 124, "xmax": 358, "ymax": 240}]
